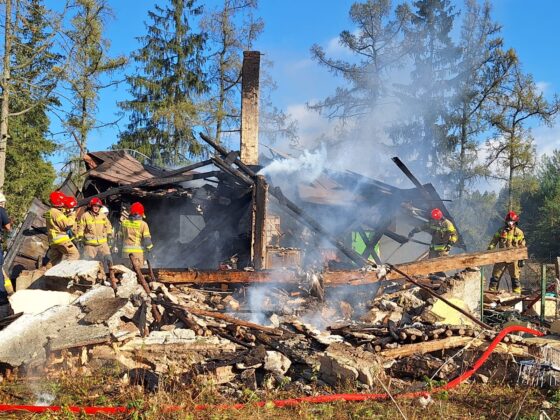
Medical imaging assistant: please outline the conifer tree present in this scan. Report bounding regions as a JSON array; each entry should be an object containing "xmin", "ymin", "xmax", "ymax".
[
  {"xmin": 486, "ymin": 64, "xmax": 560, "ymax": 210},
  {"xmin": 117, "ymin": 0, "xmax": 208, "ymax": 166},
  {"xmin": 444, "ymin": 0, "xmax": 516, "ymax": 197},
  {"xmin": 64, "ymin": 0, "xmax": 126, "ymax": 172},
  {"xmin": 390, "ymin": 0, "xmax": 460, "ymax": 178},
  {"xmin": 6, "ymin": 0, "xmax": 60, "ymax": 220}
]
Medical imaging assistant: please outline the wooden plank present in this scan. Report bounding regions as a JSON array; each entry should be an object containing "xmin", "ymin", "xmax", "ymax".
[
  {"xmin": 380, "ymin": 337, "xmax": 527, "ymax": 359},
  {"xmin": 151, "ymin": 268, "xmax": 299, "ymax": 284},
  {"xmin": 251, "ymin": 175, "xmax": 268, "ymax": 270},
  {"xmin": 240, "ymin": 51, "xmax": 260, "ymax": 165},
  {"xmin": 323, "ymin": 247, "xmax": 528, "ymax": 286},
  {"xmin": 380, "ymin": 336, "xmax": 472, "ymax": 358},
  {"xmin": 153, "ymin": 247, "xmax": 527, "ymax": 286}
]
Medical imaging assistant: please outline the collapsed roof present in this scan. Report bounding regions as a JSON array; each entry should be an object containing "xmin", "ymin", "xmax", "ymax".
[{"xmin": 6, "ymin": 145, "xmax": 462, "ymax": 281}]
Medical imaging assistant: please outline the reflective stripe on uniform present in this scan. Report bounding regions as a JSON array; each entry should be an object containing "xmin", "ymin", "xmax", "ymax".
[
  {"xmin": 431, "ymin": 244, "xmax": 447, "ymax": 251},
  {"xmin": 123, "ymin": 246, "xmax": 143, "ymax": 253},
  {"xmin": 84, "ymin": 238, "xmax": 108, "ymax": 245},
  {"xmin": 52, "ymin": 234, "xmax": 71, "ymax": 245}
]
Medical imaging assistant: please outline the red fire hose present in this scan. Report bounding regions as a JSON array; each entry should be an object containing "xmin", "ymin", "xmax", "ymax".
[{"xmin": 0, "ymin": 325, "xmax": 543, "ymax": 415}]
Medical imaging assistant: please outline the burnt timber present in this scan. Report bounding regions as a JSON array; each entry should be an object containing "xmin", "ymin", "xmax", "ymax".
[{"xmin": 150, "ymin": 247, "xmax": 527, "ymax": 285}]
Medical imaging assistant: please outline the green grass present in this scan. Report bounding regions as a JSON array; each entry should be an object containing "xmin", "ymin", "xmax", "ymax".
[{"xmin": 0, "ymin": 370, "xmax": 557, "ymax": 419}]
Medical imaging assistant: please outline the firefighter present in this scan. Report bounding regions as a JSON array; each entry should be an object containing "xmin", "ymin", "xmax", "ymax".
[
  {"xmin": 77, "ymin": 197, "xmax": 113, "ymax": 267},
  {"xmin": 488, "ymin": 211, "xmax": 526, "ymax": 294},
  {"xmin": 0, "ymin": 193, "xmax": 13, "ymax": 318},
  {"xmin": 121, "ymin": 202, "xmax": 153, "ymax": 266},
  {"xmin": 408, "ymin": 208, "xmax": 458, "ymax": 258},
  {"xmin": 62, "ymin": 195, "xmax": 78, "ymax": 243},
  {"xmin": 45, "ymin": 191, "xmax": 80, "ymax": 266}
]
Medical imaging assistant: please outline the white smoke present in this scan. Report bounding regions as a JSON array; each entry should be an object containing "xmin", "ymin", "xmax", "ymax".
[{"xmin": 259, "ymin": 144, "xmax": 327, "ymax": 185}]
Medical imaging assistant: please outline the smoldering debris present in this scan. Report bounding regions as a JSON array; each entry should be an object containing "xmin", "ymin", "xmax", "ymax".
[{"xmin": 0, "ymin": 263, "xmax": 555, "ymax": 397}]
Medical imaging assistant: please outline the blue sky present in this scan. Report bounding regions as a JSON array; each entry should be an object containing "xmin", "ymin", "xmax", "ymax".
[{"xmin": 63, "ymin": 0, "xmax": 560, "ymax": 164}]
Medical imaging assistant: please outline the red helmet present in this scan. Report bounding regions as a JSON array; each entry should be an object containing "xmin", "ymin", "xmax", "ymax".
[
  {"xmin": 49, "ymin": 191, "xmax": 66, "ymax": 207},
  {"xmin": 130, "ymin": 202, "xmax": 144, "ymax": 216},
  {"xmin": 505, "ymin": 211, "xmax": 519, "ymax": 222},
  {"xmin": 89, "ymin": 197, "xmax": 102, "ymax": 207},
  {"xmin": 430, "ymin": 208, "xmax": 443, "ymax": 221},
  {"xmin": 63, "ymin": 196, "xmax": 77, "ymax": 209}
]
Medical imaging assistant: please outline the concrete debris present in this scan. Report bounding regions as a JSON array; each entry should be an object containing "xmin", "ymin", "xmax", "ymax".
[
  {"xmin": 44, "ymin": 260, "xmax": 106, "ymax": 289},
  {"xmin": 319, "ymin": 343, "xmax": 384, "ymax": 387},
  {"xmin": 0, "ymin": 263, "xmax": 557, "ymax": 395},
  {"xmin": 9, "ymin": 289, "xmax": 75, "ymax": 315},
  {"xmin": 264, "ymin": 350, "xmax": 291, "ymax": 375}
]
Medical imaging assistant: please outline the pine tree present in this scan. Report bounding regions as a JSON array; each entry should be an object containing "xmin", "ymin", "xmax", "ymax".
[
  {"xmin": 64, "ymin": 0, "xmax": 126, "ymax": 172},
  {"xmin": 309, "ymin": 0, "xmax": 413, "ymax": 121},
  {"xmin": 520, "ymin": 151, "xmax": 560, "ymax": 259},
  {"xmin": 486, "ymin": 64, "xmax": 560, "ymax": 210},
  {"xmin": 390, "ymin": 0, "xmax": 460, "ymax": 180},
  {"xmin": 444, "ymin": 0, "xmax": 516, "ymax": 197},
  {"xmin": 117, "ymin": 0, "xmax": 208, "ymax": 166},
  {"xmin": 200, "ymin": 0, "xmax": 262, "ymax": 145},
  {"xmin": 5, "ymin": 0, "xmax": 59, "ymax": 221}
]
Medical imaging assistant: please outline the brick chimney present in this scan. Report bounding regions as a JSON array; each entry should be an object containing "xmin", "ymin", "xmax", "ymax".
[{"xmin": 240, "ymin": 51, "xmax": 260, "ymax": 165}]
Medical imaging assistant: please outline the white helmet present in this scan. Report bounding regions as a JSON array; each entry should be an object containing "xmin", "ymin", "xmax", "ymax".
[
  {"xmin": 0, "ymin": 193, "xmax": 6, "ymax": 203},
  {"xmin": 100, "ymin": 206, "xmax": 109, "ymax": 215}
]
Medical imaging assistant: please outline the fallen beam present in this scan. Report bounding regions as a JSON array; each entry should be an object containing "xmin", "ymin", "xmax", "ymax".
[
  {"xmin": 380, "ymin": 336, "xmax": 528, "ymax": 359},
  {"xmin": 323, "ymin": 247, "xmax": 528, "ymax": 286},
  {"xmin": 150, "ymin": 269, "xmax": 299, "ymax": 284},
  {"xmin": 380, "ymin": 336, "xmax": 472, "ymax": 359},
  {"xmin": 152, "ymin": 247, "xmax": 527, "ymax": 286}
]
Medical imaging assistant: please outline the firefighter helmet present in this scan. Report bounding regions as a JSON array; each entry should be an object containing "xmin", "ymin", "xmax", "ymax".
[
  {"xmin": 505, "ymin": 211, "xmax": 519, "ymax": 222},
  {"xmin": 49, "ymin": 191, "xmax": 66, "ymax": 207},
  {"xmin": 89, "ymin": 197, "xmax": 102, "ymax": 207},
  {"xmin": 63, "ymin": 196, "xmax": 77, "ymax": 209},
  {"xmin": 430, "ymin": 208, "xmax": 443, "ymax": 221},
  {"xmin": 130, "ymin": 202, "xmax": 144, "ymax": 216}
]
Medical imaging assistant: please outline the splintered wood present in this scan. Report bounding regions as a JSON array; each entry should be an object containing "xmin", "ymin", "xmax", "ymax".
[{"xmin": 152, "ymin": 247, "xmax": 528, "ymax": 286}]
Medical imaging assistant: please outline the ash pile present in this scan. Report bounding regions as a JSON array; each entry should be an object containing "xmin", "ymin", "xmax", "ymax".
[{"xmin": 0, "ymin": 260, "xmax": 551, "ymax": 395}]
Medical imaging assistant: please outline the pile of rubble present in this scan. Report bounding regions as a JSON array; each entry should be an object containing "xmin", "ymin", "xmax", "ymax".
[{"xmin": 0, "ymin": 261, "xmax": 554, "ymax": 395}]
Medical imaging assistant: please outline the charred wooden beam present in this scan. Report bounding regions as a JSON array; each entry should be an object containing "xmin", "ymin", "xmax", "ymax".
[
  {"xmin": 210, "ymin": 156, "xmax": 254, "ymax": 186},
  {"xmin": 153, "ymin": 247, "xmax": 527, "ymax": 289},
  {"xmin": 78, "ymin": 159, "xmax": 214, "ymax": 206},
  {"xmin": 323, "ymin": 247, "xmax": 528, "ymax": 285},
  {"xmin": 149, "ymin": 268, "xmax": 300, "ymax": 284},
  {"xmin": 129, "ymin": 254, "xmax": 162, "ymax": 325},
  {"xmin": 199, "ymin": 132, "xmax": 258, "ymax": 178},
  {"xmin": 251, "ymin": 175, "xmax": 268, "ymax": 269},
  {"xmin": 391, "ymin": 157, "xmax": 433, "ymax": 204}
]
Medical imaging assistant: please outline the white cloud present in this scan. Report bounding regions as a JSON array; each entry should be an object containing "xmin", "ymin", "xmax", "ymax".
[
  {"xmin": 532, "ymin": 123, "xmax": 560, "ymax": 157},
  {"xmin": 324, "ymin": 30, "xmax": 360, "ymax": 58},
  {"xmin": 535, "ymin": 81, "xmax": 551, "ymax": 95}
]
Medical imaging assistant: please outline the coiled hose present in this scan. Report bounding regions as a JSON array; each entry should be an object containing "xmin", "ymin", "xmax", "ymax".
[{"xmin": 0, "ymin": 325, "xmax": 543, "ymax": 414}]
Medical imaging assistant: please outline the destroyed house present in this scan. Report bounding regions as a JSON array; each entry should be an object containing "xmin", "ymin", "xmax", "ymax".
[
  {"xmin": 5, "ymin": 145, "xmax": 462, "ymax": 286},
  {"xmin": 4, "ymin": 49, "xmax": 463, "ymax": 285}
]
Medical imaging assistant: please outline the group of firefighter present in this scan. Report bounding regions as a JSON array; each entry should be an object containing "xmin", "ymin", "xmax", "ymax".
[
  {"xmin": 408, "ymin": 207, "xmax": 526, "ymax": 294},
  {"xmin": 45, "ymin": 190, "xmax": 153, "ymax": 269}
]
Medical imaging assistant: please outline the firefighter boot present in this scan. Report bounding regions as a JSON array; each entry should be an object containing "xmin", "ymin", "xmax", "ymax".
[
  {"xmin": 488, "ymin": 277, "xmax": 499, "ymax": 291},
  {"xmin": 511, "ymin": 278, "xmax": 521, "ymax": 294}
]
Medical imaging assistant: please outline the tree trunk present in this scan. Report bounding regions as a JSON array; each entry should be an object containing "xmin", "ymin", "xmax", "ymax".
[
  {"xmin": 458, "ymin": 104, "xmax": 468, "ymax": 198},
  {"xmin": 508, "ymin": 139, "xmax": 514, "ymax": 211},
  {"xmin": 0, "ymin": 0, "xmax": 14, "ymax": 189}
]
